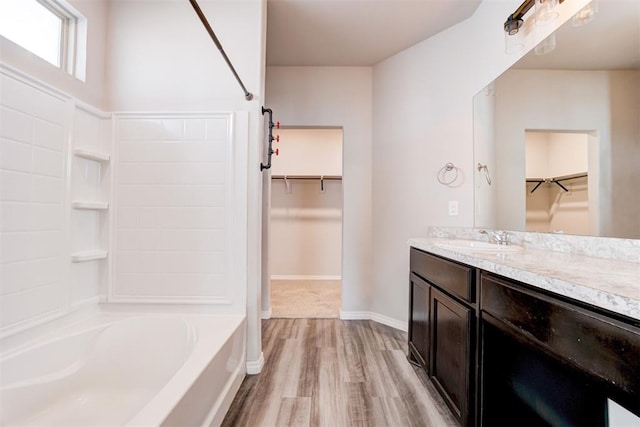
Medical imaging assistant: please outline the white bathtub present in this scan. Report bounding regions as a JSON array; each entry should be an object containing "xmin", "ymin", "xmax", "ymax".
[{"xmin": 0, "ymin": 312, "xmax": 246, "ymax": 426}]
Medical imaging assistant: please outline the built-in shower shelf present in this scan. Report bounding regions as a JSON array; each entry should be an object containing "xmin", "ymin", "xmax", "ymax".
[
  {"xmin": 72, "ymin": 201, "xmax": 109, "ymax": 210},
  {"xmin": 74, "ymin": 148, "xmax": 110, "ymax": 162},
  {"xmin": 71, "ymin": 250, "xmax": 108, "ymax": 263}
]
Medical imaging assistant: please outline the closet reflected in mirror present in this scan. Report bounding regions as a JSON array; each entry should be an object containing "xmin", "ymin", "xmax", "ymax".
[
  {"xmin": 525, "ymin": 131, "xmax": 590, "ymax": 235},
  {"xmin": 268, "ymin": 128, "xmax": 343, "ymax": 318}
]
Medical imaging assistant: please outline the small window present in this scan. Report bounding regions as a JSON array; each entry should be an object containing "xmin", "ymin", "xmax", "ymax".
[{"xmin": 0, "ymin": 0, "xmax": 86, "ymax": 79}]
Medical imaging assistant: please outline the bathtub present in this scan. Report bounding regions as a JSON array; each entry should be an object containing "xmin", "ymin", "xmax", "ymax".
[{"xmin": 0, "ymin": 311, "xmax": 246, "ymax": 426}]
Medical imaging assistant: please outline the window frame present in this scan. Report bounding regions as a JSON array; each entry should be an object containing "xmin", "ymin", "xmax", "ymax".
[
  {"xmin": 39, "ymin": 0, "xmax": 80, "ymax": 76},
  {"xmin": 0, "ymin": 0, "xmax": 86, "ymax": 80}
]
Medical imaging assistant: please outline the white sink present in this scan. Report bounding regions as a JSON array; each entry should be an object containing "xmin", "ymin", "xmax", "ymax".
[{"xmin": 432, "ymin": 239, "xmax": 524, "ymax": 253}]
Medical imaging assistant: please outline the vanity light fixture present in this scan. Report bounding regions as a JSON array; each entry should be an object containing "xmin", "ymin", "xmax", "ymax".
[
  {"xmin": 503, "ymin": 0, "xmax": 532, "ymax": 54},
  {"xmin": 535, "ymin": 0, "xmax": 560, "ymax": 26},
  {"xmin": 503, "ymin": 0, "xmax": 532, "ymax": 37},
  {"xmin": 572, "ymin": 0, "xmax": 598, "ymax": 26},
  {"xmin": 504, "ymin": 33, "xmax": 525, "ymax": 54},
  {"xmin": 534, "ymin": 32, "xmax": 556, "ymax": 55},
  {"xmin": 503, "ymin": 0, "xmax": 563, "ymax": 54}
]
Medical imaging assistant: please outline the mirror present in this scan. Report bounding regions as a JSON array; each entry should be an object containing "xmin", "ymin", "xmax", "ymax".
[{"xmin": 473, "ymin": 0, "xmax": 640, "ymax": 239}]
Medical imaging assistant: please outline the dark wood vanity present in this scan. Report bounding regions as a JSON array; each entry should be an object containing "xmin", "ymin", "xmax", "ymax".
[{"xmin": 408, "ymin": 247, "xmax": 640, "ymax": 426}]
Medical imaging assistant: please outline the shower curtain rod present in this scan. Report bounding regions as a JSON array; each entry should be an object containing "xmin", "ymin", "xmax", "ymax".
[{"xmin": 188, "ymin": 0, "xmax": 254, "ymax": 101}]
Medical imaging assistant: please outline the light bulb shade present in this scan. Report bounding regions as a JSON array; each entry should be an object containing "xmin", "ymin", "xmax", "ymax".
[
  {"xmin": 505, "ymin": 31, "xmax": 524, "ymax": 55},
  {"xmin": 535, "ymin": 0, "xmax": 559, "ymax": 26},
  {"xmin": 534, "ymin": 32, "xmax": 556, "ymax": 55},
  {"xmin": 573, "ymin": 1, "xmax": 598, "ymax": 26}
]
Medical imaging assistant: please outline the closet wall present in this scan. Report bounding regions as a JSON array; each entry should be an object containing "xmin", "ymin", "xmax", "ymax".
[
  {"xmin": 270, "ymin": 128, "xmax": 342, "ymax": 280},
  {"xmin": 525, "ymin": 132, "xmax": 590, "ymax": 235}
]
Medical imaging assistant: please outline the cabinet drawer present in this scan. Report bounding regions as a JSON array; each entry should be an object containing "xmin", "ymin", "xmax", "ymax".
[
  {"xmin": 481, "ymin": 273, "xmax": 640, "ymax": 398},
  {"xmin": 411, "ymin": 248, "xmax": 475, "ymax": 303}
]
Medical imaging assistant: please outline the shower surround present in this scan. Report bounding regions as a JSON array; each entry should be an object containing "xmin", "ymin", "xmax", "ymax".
[{"xmin": 0, "ymin": 63, "xmax": 250, "ymax": 425}]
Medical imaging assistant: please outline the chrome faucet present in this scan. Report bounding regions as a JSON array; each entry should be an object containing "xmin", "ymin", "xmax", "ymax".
[
  {"xmin": 491, "ymin": 231, "xmax": 510, "ymax": 245},
  {"xmin": 479, "ymin": 230, "xmax": 511, "ymax": 245}
]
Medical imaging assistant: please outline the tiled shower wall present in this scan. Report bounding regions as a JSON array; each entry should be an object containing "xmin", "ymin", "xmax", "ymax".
[
  {"xmin": 1, "ymin": 72, "xmax": 65, "ymax": 334},
  {"xmin": 1, "ymin": 67, "xmax": 247, "ymax": 335},
  {"xmin": 110, "ymin": 113, "xmax": 247, "ymax": 311},
  {"xmin": 0, "ymin": 67, "xmax": 110, "ymax": 337}
]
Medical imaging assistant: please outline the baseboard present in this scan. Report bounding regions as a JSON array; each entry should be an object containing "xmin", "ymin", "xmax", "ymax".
[
  {"xmin": 246, "ymin": 352, "xmax": 264, "ymax": 375},
  {"xmin": 339, "ymin": 310, "xmax": 371, "ymax": 320},
  {"xmin": 370, "ymin": 312, "xmax": 407, "ymax": 332},
  {"xmin": 339, "ymin": 310, "xmax": 407, "ymax": 332},
  {"xmin": 261, "ymin": 307, "xmax": 272, "ymax": 320},
  {"xmin": 270, "ymin": 275, "xmax": 341, "ymax": 281}
]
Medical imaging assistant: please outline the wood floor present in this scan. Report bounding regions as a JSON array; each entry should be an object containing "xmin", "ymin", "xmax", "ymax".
[{"xmin": 222, "ymin": 319, "xmax": 457, "ymax": 427}]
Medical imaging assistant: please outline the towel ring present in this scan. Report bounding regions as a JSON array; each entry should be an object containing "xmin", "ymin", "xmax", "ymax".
[{"xmin": 437, "ymin": 162, "xmax": 459, "ymax": 186}]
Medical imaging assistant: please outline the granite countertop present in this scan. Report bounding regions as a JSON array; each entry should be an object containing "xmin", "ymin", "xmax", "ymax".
[{"xmin": 409, "ymin": 237, "xmax": 640, "ymax": 321}]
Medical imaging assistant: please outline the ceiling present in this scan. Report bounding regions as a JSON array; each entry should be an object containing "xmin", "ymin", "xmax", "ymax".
[
  {"xmin": 266, "ymin": 0, "xmax": 640, "ymax": 70},
  {"xmin": 266, "ymin": 0, "xmax": 482, "ymax": 66}
]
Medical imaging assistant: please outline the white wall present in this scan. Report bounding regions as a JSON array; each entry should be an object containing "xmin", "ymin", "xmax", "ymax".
[
  {"xmin": 525, "ymin": 132, "xmax": 589, "ymax": 177},
  {"xmin": 370, "ymin": 0, "xmax": 590, "ymax": 325},
  {"xmin": 546, "ymin": 133, "xmax": 589, "ymax": 177},
  {"xmin": 0, "ymin": 0, "xmax": 109, "ymax": 108},
  {"xmin": 609, "ymin": 70, "xmax": 640, "ymax": 238},
  {"xmin": 106, "ymin": 0, "xmax": 263, "ymax": 112},
  {"xmin": 271, "ymin": 128, "xmax": 342, "ymax": 176},
  {"xmin": 473, "ymin": 84, "xmax": 498, "ymax": 229},
  {"xmin": 265, "ymin": 66, "xmax": 373, "ymax": 315},
  {"xmin": 270, "ymin": 180, "xmax": 342, "ymax": 279}
]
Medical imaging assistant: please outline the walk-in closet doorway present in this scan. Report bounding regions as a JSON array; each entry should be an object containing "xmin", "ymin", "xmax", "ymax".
[
  {"xmin": 524, "ymin": 130, "xmax": 596, "ymax": 236},
  {"xmin": 264, "ymin": 128, "xmax": 343, "ymax": 318}
]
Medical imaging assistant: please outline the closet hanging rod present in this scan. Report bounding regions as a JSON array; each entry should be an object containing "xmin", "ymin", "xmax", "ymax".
[
  {"xmin": 271, "ymin": 175, "xmax": 342, "ymax": 180},
  {"xmin": 527, "ymin": 172, "xmax": 588, "ymax": 193},
  {"xmin": 188, "ymin": 0, "xmax": 253, "ymax": 101}
]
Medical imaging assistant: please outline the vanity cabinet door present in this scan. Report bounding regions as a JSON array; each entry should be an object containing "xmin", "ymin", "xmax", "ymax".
[
  {"xmin": 430, "ymin": 287, "xmax": 474, "ymax": 426},
  {"xmin": 409, "ymin": 273, "xmax": 430, "ymax": 368}
]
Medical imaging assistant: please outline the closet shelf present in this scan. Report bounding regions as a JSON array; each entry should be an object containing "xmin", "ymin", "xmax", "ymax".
[
  {"xmin": 71, "ymin": 250, "xmax": 108, "ymax": 263},
  {"xmin": 72, "ymin": 201, "xmax": 109, "ymax": 210},
  {"xmin": 74, "ymin": 148, "xmax": 110, "ymax": 162},
  {"xmin": 526, "ymin": 172, "xmax": 587, "ymax": 193}
]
